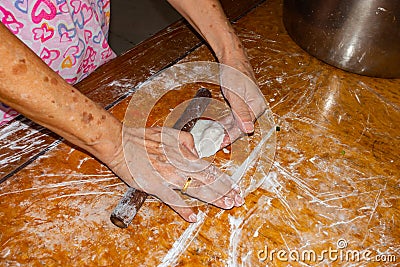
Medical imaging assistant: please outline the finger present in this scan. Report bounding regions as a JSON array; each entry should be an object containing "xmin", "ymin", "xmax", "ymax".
[
  {"xmin": 178, "ymin": 131, "xmax": 199, "ymax": 158},
  {"xmin": 189, "ymin": 164, "xmax": 233, "ymax": 191},
  {"xmin": 220, "ymin": 127, "xmax": 244, "ymax": 148},
  {"xmin": 129, "ymin": 146, "xmax": 188, "ymax": 190},
  {"xmin": 182, "ymin": 166, "xmax": 244, "ymax": 206},
  {"xmin": 218, "ymin": 114, "xmax": 245, "ymax": 148},
  {"xmin": 159, "ymin": 127, "xmax": 199, "ymax": 159},
  {"xmin": 185, "ymin": 182, "xmax": 244, "ymax": 209},
  {"xmin": 222, "ymin": 88, "xmax": 255, "ymax": 133},
  {"xmin": 209, "ymin": 182, "xmax": 244, "ymax": 208},
  {"xmin": 188, "ymin": 160, "xmax": 244, "ymax": 207},
  {"xmin": 180, "ymin": 160, "xmax": 244, "ymax": 208},
  {"xmin": 169, "ymin": 205, "xmax": 198, "ymax": 223},
  {"xmin": 154, "ymin": 188, "xmax": 198, "ymax": 222},
  {"xmin": 211, "ymin": 191, "xmax": 245, "ymax": 209},
  {"xmin": 143, "ymin": 127, "xmax": 162, "ymax": 141}
]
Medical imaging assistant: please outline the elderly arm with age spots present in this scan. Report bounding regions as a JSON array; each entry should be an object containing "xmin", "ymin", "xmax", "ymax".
[
  {"xmin": 0, "ymin": 24, "xmax": 120, "ymax": 166},
  {"xmin": 167, "ymin": 0, "xmax": 267, "ymax": 142},
  {"xmin": 0, "ymin": 24, "xmax": 244, "ymax": 222}
]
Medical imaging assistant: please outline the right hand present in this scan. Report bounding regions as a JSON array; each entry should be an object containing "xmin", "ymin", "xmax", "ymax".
[
  {"xmin": 218, "ymin": 57, "xmax": 267, "ymax": 148},
  {"xmin": 107, "ymin": 126, "xmax": 244, "ymax": 222}
]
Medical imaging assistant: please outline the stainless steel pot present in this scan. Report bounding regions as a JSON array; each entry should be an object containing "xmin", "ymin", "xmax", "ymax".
[{"xmin": 283, "ymin": 0, "xmax": 400, "ymax": 78}]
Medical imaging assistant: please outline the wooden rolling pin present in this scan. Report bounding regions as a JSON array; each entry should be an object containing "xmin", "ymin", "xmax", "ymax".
[{"xmin": 110, "ymin": 88, "xmax": 212, "ymax": 228}]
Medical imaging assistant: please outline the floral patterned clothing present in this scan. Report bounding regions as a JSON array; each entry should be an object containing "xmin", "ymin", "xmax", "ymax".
[{"xmin": 0, "ymin": 0, "xmax": 116, "ymax": 126}]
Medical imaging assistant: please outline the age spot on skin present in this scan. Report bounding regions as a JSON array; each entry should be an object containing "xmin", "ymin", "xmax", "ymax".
[
  {"xmin": 82, "ymin": 112, "xmax": 94, "ymax": 124},
  {"xmin": 43, "ymin": 76, "xmax": 49, "ymax": 82},
  {"xmin": 12, "ymin": 63, "xmax": 27, "ymax": 75},
  {"xmin": 51, "ymin": 78, "xmax": 58, "ymax": 85},
  {"xmin": 97, "ymin": 114, "xmax": 107, "ymax": 125}
]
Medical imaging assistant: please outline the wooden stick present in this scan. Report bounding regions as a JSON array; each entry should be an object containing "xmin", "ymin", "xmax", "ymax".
[{"xmin": 110, "ymin": 88, "xmax": 212, "ymax": 228}]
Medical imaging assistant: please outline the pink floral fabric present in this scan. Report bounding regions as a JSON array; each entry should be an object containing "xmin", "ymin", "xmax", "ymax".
[
  {"xmin": 0, "ymin": 103, "xmax": 19, "ymax": 127},
  {"xmin": 0, "ymin": 0, "xmax": 116, "ymax": 126}
]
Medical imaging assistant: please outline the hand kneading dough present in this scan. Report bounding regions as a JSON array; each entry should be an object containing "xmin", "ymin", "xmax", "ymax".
[{"xmin": 190, "ymin": 119, "xmax": 225, "ymax": 158}]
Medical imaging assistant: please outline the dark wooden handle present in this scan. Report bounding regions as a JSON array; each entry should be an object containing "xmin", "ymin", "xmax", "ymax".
[
  {"xmin": 110, "ymin": 88, "xmax": 212, "ymax": 228},
  {"xmin": 110, "ymin": 188, "xmax": 148, "ymax": 228}
]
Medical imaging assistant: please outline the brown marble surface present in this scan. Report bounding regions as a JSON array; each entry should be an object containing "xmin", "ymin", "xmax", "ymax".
[{"xmin": 1, "ymin": 0, "xmax": 399, "ymax": 266}]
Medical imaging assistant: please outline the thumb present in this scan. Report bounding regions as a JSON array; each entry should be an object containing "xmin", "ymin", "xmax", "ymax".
[
  {"xmin": 178, "ymin": 131, "xmax": 199, "ymax": 159},
  {"xmin": 223, "ymin": 89, "xmax": 255, "ymax": 133}
]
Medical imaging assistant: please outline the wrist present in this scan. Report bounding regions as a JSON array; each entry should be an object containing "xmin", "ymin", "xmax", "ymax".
[
  {"xmin": 218, "ymin": 48, "xmax": 257, "ymax": 83},
  {"xmin": 214, "ymin": 29, "xmax": 245, "ymax": 60},
  {"xmin": 82, "ymin": 113, "xmax": 123, "ymax": 165}
]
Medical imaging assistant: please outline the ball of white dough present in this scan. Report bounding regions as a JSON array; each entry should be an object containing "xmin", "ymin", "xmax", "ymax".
[{"xmin": 190, "ymin": 119, "xmax": 225, "ymax": 158}]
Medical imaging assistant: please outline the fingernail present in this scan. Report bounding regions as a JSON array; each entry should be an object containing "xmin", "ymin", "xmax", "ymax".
[
  {"xmin": 243, "ymin": 122, "xmax": 254, "ymax": 133},
  {"xmin": 224, "ymin": 197, "xmax": 235, "ymax": 208},
  {"xmin": 188, "ymin": 213, "xmax": 197, "ymax": 223},
  {"xmin": 191, "ymin": 147, "xmax": 199, "ymax": 158},
  {"xmin": 232, "ymin": 184, "xmax": 240, "ymax": 193},
  {"xmin": 235, "ymin": 195, "xmax": 245, "ymax": 206}
]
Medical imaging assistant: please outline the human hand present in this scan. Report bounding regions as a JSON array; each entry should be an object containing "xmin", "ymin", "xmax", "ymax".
[
  {"xmin": 107, "ymin": 126, "xmax": 244, "ymax": 223},
  {"xmin": 218, "ymin": 56, "xmax": 267, "ymax": 147},
  {"xmin": 166, "ymin": 0, "xmax": 266, "ymax": 147}
]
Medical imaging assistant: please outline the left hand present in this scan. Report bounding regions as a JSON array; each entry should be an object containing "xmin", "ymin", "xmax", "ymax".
[{"xmin": 107, "ymin": 126, "xmax": 244, "ymax": 222}]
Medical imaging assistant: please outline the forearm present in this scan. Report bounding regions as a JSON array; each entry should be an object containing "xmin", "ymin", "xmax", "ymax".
[
  {"xmin": 0, "ymin": 24, "xmax": 120, "ymax": 164},
  {"xmin": 167, "ymin": 0, "xmax": 247, "ymax": 61}
]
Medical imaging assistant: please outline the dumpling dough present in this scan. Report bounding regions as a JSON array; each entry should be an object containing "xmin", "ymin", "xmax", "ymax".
[{"xmin": 190, "ymin": 119, "xmax": 225, "ymax": 158}]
